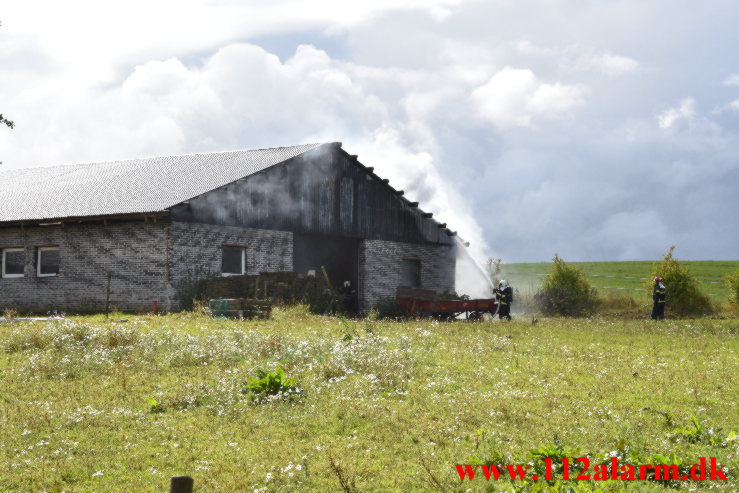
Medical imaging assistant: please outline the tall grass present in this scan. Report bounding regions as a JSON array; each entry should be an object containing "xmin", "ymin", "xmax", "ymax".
[{"xmin": 0, "ymin": 308, "xmax": 736, "ymax": 491}]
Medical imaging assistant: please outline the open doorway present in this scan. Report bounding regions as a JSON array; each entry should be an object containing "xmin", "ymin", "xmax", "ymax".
[{"xmin": 293, "ymin": 233, "xmax": 359, "ymax": 312}]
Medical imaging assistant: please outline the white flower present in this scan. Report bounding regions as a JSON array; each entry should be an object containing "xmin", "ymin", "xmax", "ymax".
[{"xmin": 92, "ymin": 470, "xmax": 104, "ymax": 477}]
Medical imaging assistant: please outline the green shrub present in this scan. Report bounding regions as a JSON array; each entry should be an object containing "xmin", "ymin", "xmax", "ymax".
[
  {"xmin": 647, "ymin": 246, "xmax": 713, "ymax": 317},
  {"xmin": 242, "ymin": 367, "xmax": 302, "ymax": 403},
  {"xmin": 536, "ymin": 255, "xmax": 598, "ymax": 316},
  {"xmin": 373, "ymin": 297, "xmax": 407, "ymax": 320},
  {"xmin": 726, "ymin": 268, "xmax": 739, "ymax": 306}
]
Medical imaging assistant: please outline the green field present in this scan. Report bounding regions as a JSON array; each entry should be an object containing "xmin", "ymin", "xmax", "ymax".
[
  {"xmin": 1, "ymin": 309, "xmax": 737, "ymax": 491},
  {"xmin": 498, "ymin": 261, "xmax": 739, "ymax": 302}
]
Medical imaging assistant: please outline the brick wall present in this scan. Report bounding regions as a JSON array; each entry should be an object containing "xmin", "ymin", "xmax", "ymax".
[
  {"xmin": 167, "ymin": 222, "xmax": 293, "ymax": 310},
  {"xmin": 1, "ymin": 221, "xmax": 455, "ymax": 314},
  {"xmin": 0, "ymin": 221, "xmax": 294, "ymax": 313},
  {"xmin": 358, "ymin": 239, "xmax": 455, "ymax": 312},
  {"xmin": 0, "ymin": 222, "xmax": 169, "ymax": 313}
]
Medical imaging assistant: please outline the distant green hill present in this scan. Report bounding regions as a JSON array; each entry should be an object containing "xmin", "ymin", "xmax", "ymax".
[{"xmin": 499, "ymin": 260, "xmax": 739, "ymax": 302}]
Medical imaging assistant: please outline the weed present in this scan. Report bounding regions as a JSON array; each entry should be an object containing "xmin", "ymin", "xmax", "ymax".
[{"xmin": 242, "ymin": 367, "xmax": 302, "ymax": 403}]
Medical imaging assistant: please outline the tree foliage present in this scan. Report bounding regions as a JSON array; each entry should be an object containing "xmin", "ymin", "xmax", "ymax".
[
  {"xmin": 536, "ymin": 254, "xmax": 598, "ymax": 316},
  {"xmin": 0, "ymin": 114, "xmax": 13, "ymax": 129},
  {"xmin": 647, "ymin": 246, "xmax": 713, "ymax": 317},
  {"xmin": 725, "ymin": 268, "xmax": 739, "ymax": 306}
]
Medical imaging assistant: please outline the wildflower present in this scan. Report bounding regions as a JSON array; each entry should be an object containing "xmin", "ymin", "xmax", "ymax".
[{"xmin": 92, "ymin": 470, "xmax": 104, "ymax": 477}]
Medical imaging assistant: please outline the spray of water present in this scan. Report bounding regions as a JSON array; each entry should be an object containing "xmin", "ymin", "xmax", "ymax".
[{"xmin": 454, "ymin": 236, "xmax": 494, "ymax": 291}]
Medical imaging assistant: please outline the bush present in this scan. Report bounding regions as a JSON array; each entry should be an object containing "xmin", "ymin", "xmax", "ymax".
[
  {"xmin": 647, "ymin": 246, "xmax": 713, "ymax": 317},
  {"xmin": 726, "ymin": 268, "xmax": 739, "ymax": 306},
  {"xmin": 536, "ymin": 255, "xmax": 598, "ymax": 316},
  {"xmin": 373, "ymin": 298, "xmax": 407, "ymax": 320}
]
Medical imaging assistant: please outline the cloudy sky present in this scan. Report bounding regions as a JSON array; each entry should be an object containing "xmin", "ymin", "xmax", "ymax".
[{"xmin": 2, "ymin": 1, "xmax": 738, "ymax": 273}]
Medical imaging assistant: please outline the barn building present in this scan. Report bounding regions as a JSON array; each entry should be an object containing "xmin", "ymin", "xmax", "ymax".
[{"xmin": 0, "ymin": 143, "xmax": 457, "ymax": 313}]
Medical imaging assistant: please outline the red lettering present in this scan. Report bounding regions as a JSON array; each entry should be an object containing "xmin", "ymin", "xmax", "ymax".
[
  {"xmin": 620, "ymin": 464, "xmax": 635, "ymax": 481},
  {"xmin": 709, "ymin": 458, "xmax": 727, "ymax": 481},
  {"xmin": 506, "ymin": 464, "xmax": 529, "ymax": 480},
  {"xmin": 653, "ymin": 464, "xmax": 679, "ymax": 481},
  {"xmin": 593, "ymin": 464, "xmax": 608, "ymax": 481},
  {"xmin": 639, "ymin": 464, "xmax": 653, "ymax": 480},
  {"xmin": 610, "ymin": 457, "xmax": 619, "ymax": 480},
  {"xmin": 455, "ymin": 464, "xmax": 478, "ymax": 480},
  {"xmin": 543, "ymin": 457, "xmax": 553, "ymax": 481},
  {"xmin": 479, "ymin": 464, "xmax": 502, "ymax": 481},
  {"xmin": 575, "ymin": 457, "xmax": 590, "ymax": 480},
  {"xmin": 691, "ymin": 458, "xmax": 707, "ymax": 481}
]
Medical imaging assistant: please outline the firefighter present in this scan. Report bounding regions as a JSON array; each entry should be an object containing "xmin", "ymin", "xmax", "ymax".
[
  {"xmin": 651, "ymin": 276, "xmax": 666, "ymax": 320},
  {"xmin": 495, "ymin": 280, "xmax": 513, "ymax": 320}
]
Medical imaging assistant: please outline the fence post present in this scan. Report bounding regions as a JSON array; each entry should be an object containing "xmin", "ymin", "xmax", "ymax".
[{"xmin": 170, "ymin": 475, "xmax": 194, "ymax": 493}]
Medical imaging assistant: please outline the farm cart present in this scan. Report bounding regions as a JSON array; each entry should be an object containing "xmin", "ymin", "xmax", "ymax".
[{"xmin": 396, "ymin": 288, "xmax": 498, "ymax": 320}]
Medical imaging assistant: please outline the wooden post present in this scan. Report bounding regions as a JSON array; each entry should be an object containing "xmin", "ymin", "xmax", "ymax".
[
  {"xmin": 105, "ymin": 272, "xmax": 112, "ymax": 319},
  {"xmin": 169, "ymin": 476, "xmax": 194, "ymax": 493},
  {"xmin": 152, "ymin": 301, "xmax": 158, "ymax": 314}
]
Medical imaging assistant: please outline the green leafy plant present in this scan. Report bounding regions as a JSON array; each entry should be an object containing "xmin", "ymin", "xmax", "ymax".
[
  {"xmin": 146, "ymin": 397, "xmax": 165, "ymax": 413},
  {"xmin": 670, "ymin": 416, "xmax": 727, "ymax": 446},
  {"xmin": 726, "ymin": 268, "xmax": 739, "ymax": 306},
  {"xmin": 536, "ymin": 255, "xmax": 598, "ymax": 316},
  {"xmin": 242, "ymin": 366, "xmax": 302, "ymax": 403},
  {"xmin": 528, "ymin": 443, "xmax": 580, "ymax": 481},
  {"xmin": 647, "ymin": 246, "xmax": 713, "ymax": 317}
]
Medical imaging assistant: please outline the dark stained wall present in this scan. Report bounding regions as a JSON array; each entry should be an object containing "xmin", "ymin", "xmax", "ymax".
[{"xmin": 170, "ymin": 145, "xmax": 454, "ymax": 245}]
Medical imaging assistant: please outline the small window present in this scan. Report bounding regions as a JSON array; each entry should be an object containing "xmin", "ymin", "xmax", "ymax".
[
  {"xmin": 222, "ymin": 245, "xmax": 246, "ymax": 276},
  {"xmin": 400, "ymin": 258, "xmax": 421, "ymax": 288},
  {"xmin": 37, "ymin": 247, "xmax": 60, "ymax": 277},
  {"xmin": 2, "ymin": 248, "xmax": 25, "ymax": 278}
]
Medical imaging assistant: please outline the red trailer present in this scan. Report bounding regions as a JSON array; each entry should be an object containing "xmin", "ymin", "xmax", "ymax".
[{"xmin": 396, "ymin": 288, "xmax": 498, "ymax": 320}]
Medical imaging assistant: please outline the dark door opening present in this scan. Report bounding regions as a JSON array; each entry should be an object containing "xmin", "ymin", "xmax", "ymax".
[{"xmin": 293, "ymin": 233, "xmax": 359, "ymax": 312}]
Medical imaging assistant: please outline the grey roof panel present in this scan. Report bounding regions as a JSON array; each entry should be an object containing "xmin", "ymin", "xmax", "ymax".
[{"xmin": 0, "ymin": 143, "xmax": 326, "ymax": 222}]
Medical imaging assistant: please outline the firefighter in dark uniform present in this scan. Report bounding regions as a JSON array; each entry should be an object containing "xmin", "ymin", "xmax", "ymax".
[
  {"xmin": 495, "ymin": 280, "xmax": 513, "ymax": 320},
  {"xmin": 651, "ymin": 276, "xmax": 666, "ymax": 320}
]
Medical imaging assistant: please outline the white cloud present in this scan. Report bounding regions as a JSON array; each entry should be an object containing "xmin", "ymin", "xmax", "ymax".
[
  {"xmin": 470, "ymin": 67, "xmax": 587, "ymax": 128},
  {"xmin": 575, "ymin": 53, "xmax": 639, "ymax": 76},
  {"xmin": 730, "ymin": 99, "xmax": 739, "ymax": 111},
  {"xmin": 657, "ymin": 98, "xmax": 696, "ymax": 129},
  {"xmin": 724, "ymin": 74, "xmax": 739, "ymax": 86}
]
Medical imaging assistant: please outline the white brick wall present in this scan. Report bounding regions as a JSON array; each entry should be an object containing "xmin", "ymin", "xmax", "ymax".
[{"xmin": 358, "ymin": 239, "xmax": 455, "ymax": 312}]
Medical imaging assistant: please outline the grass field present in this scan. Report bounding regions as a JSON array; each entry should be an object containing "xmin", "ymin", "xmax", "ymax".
[
  {"xmin": 1, "ymin": 308, "xmax": 737, "ymax": 492},
  {"xmin": 498, "ymin": 261, "xmax": 739, "ymax": 302}
]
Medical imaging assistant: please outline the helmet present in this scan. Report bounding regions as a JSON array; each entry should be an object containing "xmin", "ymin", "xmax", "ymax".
[
  {"xmin": 654, "ymin": 276, "xmax": 663, "ymax": 283},
  {"xmin": 499, "ymin": 280, "xmax": 508, "ymax": 289}
]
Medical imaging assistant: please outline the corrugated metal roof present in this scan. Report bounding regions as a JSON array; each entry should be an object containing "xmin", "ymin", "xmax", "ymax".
[{"xmin": 0, "ymin": 143, "xmax": 328, "ymax": 223}]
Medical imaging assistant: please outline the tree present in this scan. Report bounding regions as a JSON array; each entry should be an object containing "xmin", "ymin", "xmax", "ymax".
[
  {"xmin": 647, "ymin": 246, "xmax": 713, "ymax": 317},
  {"xmin": 725, "ymin": 268, "xmax": 739, "ymax": 307},
  {"xmin": 0, "ymin": 114, "xmax": 14, "ymax": 129},
  {"xmin": 536, "ymin": 254, "xmax": 598, "ymax": 316}
]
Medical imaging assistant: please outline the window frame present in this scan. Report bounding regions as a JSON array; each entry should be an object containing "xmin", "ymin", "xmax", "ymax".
[
  {"xmin": 37, "ymin": 246, "xmax": 60, "ymax": 278},
  {"xmin": 1, "ymin": 248, "xmax": 25, "ymax": 279},
  {"xmin": 221, "ymin": 244, "xmax": 247, "ymax": 277}
]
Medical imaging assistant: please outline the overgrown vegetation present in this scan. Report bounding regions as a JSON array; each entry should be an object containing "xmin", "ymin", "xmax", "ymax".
[
  {"xmin": 648, "ymin": 246, "xmax": 714, "ymax": 317},
  {"xmin": 0, "ymin": 309, "xmax": 735, "ymax": 491},
  {"xmin": 726, "ymin": 268, "xmax": 739, "ymax": 306},
  {"xmin": 242, "ymin": 366, "xmax": 302, "ymax": 403},
  {"xmin": 536, "ymin": 255, "xmax": 599, "ymax": 316}
]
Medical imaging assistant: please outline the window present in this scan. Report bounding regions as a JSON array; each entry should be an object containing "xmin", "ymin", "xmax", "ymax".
[
  {"xmin": 222, "ymin": 245, "xmax": 246, "ymax": 276},
  {"xmin": 2, "ymin": 248, "xmax": 25, "ymax": 278},
  {"xmin": 399, "ymin": 258, "xmax": 421, "ymax": 288},
  {"xmin": 37, "ymin": 247, "xmax": 60, "ymax": 277}
]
